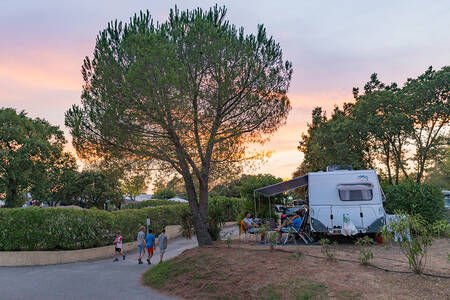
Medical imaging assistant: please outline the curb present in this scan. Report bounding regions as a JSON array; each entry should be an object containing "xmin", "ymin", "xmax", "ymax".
[{"xmin": 0, "ymin": 225, "xmax": 183, "ymax": 267}]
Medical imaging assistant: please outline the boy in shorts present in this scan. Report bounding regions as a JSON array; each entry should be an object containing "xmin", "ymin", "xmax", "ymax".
[
  {"xmin": 157, "ymin": 229, "xmax": 168, "ymax": 263},
  {"xmin": 145, "ymin": 229, "xmax": 155, "ymax": 264},
  {"xmin": 113, "ymin": 230, "xmax": 125, "ymax": 262},
  {"xmin": 137, "ymin": 226, "xmax": 146, "ymax": 264}
]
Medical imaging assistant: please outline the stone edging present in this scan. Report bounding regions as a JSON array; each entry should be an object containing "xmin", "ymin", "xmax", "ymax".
[{"xmin": 0, "ymin": 225, "xmax": 182, "ymax": 267}]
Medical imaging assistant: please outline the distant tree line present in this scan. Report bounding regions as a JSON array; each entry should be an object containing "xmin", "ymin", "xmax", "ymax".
[
  {"xmin": 296, "ymin": 66, "xmax": 449, "ymax": 185},
  {"xmin": 0, "ymin": 108, "xmax": 148, "ymax": 208}
]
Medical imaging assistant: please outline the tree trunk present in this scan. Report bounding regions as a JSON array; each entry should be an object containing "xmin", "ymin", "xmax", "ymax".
[{"xmin": 183, "ymin": 174, "xmax": 212, "ymax": 246}]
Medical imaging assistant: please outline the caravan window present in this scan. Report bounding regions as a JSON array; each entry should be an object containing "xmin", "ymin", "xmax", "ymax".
[{"xmin": 338, "ymin": 184, "xmax": 373, "ymax": 201}]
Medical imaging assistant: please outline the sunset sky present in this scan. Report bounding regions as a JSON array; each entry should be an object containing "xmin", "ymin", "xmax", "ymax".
[{"xmin": 1, "ymin": 0, "xmax": 449, "ymax": 179}]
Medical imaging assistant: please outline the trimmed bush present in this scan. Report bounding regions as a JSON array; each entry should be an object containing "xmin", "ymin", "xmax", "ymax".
[
  {"xmin": 123, "ymin": 199, "xmax": 180, "ymax": 209},
  {"xmin": 384, "ymin": 182, "xmax": 446, "ymax": 223},
  {"xmin": 208, "ymin": 196, "xmax": 245, "ymax": 222},
  {"xmin": 0, "ymin": 204, "xmax": 189, "ymax": 251}
]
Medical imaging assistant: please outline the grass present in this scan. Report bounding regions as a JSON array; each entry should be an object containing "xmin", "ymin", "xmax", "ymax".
[{"xmin": 258, "ymin": 278, "xmax": 361, "ymax": 300}]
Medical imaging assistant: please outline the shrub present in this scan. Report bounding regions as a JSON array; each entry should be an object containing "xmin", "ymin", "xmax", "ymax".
[
  {"xmin": 355, "ymin": 236, "xmax": 374, "ymax": 265},
  {"xmin": 319, "ymin": 238, "xmax": 337, "ymax": 261},
  {"xmin": 123, "ymin": 199, "xmax": 179, "ymax": 209},
  {"xmin": 208, "ymin": 196, "xmax": 245, "ymax": 222},
  {"xmin": 381, "ymin": 213, "xmax": 433, "ymax": 274},
  {"xmin": 384, "ymin": 182, "xmax": 445, "ymax": 223},
  {"xmin": 0, "ymin": 204, "xmax": 189, "ymax": 251},
  {"xmin": 153, "ymin": 188, "xmax": 176, "ymax": 200}
]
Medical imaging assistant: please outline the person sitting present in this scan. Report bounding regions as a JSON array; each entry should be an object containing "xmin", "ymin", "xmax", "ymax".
[
  {"xmin": 243, "ymin": 211, "xmax": 266, "ymax": 242},
  {"xmin": 277, "ymin": 210, "xmax": 303, "ymax": 243},
  {"xmin": 243, "ymin": 211, "xmax": 259, "ymax": 234}
]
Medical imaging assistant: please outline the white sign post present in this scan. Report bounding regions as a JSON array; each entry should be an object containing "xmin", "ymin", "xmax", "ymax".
[{"xmin": 146, "ymin": 217, "xmax": 151, "ymax": 234}]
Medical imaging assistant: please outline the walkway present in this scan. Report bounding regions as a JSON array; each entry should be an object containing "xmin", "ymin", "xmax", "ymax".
[{"xmin": 0, "ymin": 227, "xmax": 238, "ymax": 300}]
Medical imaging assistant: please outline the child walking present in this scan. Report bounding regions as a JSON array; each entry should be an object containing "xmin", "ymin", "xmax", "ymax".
[
  {"xmin": 157, "ymin": 229, "xmax": 168, "ymax": 263},
  {"xmin": 145, "ymin": 229, "xmax": 155, "ymax": 265},
  {"xmin": 137, "ymin": 226, "xmax": 146, "ymax": 264},
  {"xmin": 113, "ymin": 230, "xmax": 126, "ymax": 262}
]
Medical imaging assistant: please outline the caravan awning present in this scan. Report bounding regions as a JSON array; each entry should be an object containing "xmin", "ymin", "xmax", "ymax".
[{"xmin": 255, "ymin": 175, "xmax": 308, "ymax": 196}]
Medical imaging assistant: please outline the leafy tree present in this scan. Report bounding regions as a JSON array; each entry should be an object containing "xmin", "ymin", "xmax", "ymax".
[
  {"xmin": 65, "ymin": 6, "xmax": 292, "ymax": 245},
  {"xmin": 121, "ymin": 174, "xmax": 147, "ymax": 201},
  {"xmin": 240, "ymin": 174, "xmax": 283, "ymax": 219},
  {"xmin": 0, "ymin": 108, "xmax": 66, "ymax": 207},
  {"xmin": 403, "ymin": 66, "xmax": 450, "ymax": 182},
  {"xmin": 297, "ymin": 105, "xmax": 369, "ymax": 173},
  {"xmin": 153, "ymin": 188, "xmax": 176, "ymax": 200},
  {"xmin": 71, "ymin": 169, "xmax": 123, "ymax": 209},
  {"xmin": 30, "ymin": 152, "xmax": 78, "ymax": 206},
  {"xmin": 425, "ymin": 146, "xmax": 449, "ymax": 189},
  {"xmin": 352, "ymin": 75, "xmax": 412, "ymax": 184}
]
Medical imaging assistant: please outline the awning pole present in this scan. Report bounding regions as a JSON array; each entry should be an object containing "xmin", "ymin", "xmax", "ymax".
[
  {"xmin": 253, "ymin": 191, "xmax": 257, "ymax": 218},
  {"xmin": 269, "ymin": 196, "xmax": 271, "ymax": 219}
]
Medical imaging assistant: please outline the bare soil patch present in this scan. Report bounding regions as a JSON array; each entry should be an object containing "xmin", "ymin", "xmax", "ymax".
[{"xmin": 143, "ymin": 239, "xmax": 450, "ymax": 300}]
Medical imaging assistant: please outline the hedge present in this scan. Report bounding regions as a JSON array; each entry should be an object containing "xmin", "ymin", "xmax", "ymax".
[
  {"xmin": 0, "ymin": 205, "xmax": 189, "ymax": 251},
  {"xmin": 123, "ymin": 199, "xmax": 180, "ymax": 209},
  {"xmin": 208, "ymin": 196, "xmax": 245, "ymax": 222},
  {"xmin": 0, "ymin": 197, "xmax": 245, "ymax": 251},
  {"xmin": 384, "ymin": 181, "xmax": 446, "ymax": 223}
]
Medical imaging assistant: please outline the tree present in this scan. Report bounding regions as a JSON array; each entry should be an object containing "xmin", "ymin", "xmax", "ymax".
[
  {"xmin": 352, "ymin": 75, "xmax": 413, "ymax": 184},
  {"xmin": 30, "ymin": 152, "xmax": 78, "ymax": 206},
  {"xmin": 65, "ymin": 6, "xmax": 292, "ymax": 245},
  {"xmin": 0, "ymin": 108, "xmax": 66, "ymax": 207},
  {"xmin": 71, "ymin": 169, "xmax": 123, "ymax": 209},
  {"xmin": 121, "ymin": 174, "xmax": 147, "ymax": 201},
  {"xmin": 403, "ymin": 66, "xmax": 450, "ymax": 182},
  {"xmin": 297, "ymin": 105, "xmax": 369, "ymax": 173},
  {"xmin": 153, "ymin": 188, "xmax": 176, "ymax": 200},
  {"xmin": 425, "ymin": 146, "xmax": 450, "ymax": 189}
]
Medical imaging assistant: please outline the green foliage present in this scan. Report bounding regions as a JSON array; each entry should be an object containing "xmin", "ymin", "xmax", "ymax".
[
  {"xmin": 381, "ymin": 213, "xmax": 433, "ymax": 274},
  {"xmin": 296, "ymin": 67, "xmax": 449, "ymax": 184},
  {"xmin": 153, "ymin": 188, "xmax": 176, "ymax": 200},
  {"xmin": 319, "ymin": 238, "xmax": 337, "ymax": 261},
  {"xmin": 178, "ymin": 197, "xmax": 245, "ymax": 240},
  {"xmin": 124, "ymin": 199, "xmax": 179, "ymax": 209},
  {"xmin": 431, "ymin": 219, "xmax": 450, "ymax": 238},
  {"xmin": 298, "ymin": 105, "xmax": 369, "ymax": 173},
  {"xmin": 240, "ymin": 174, "xmax": 283, "ymax": 219},
  {"xmin": 355, "ymin": 236, "xmax": 374, "ymax": 265},
  {"xmin": 425, "ymin": 147, "xmax": 450, "ymax": 189},
  {"xmin": 0, "ymin": 108, "xmax": 68, "ymax": 207},
  {"xmin": 384, "ymin": 181, "xmax": 445, "ymax": 223},
  {"xmin": 0, "ymin": 205, "xmax": 189, "ymax": 251},
  {"xmin": 121, "ymin": 175, "xmax": 147, "ymax": 201},
  {"xmin": 72, "ymin": 169, "xmax": 123, "ymax": 209}
]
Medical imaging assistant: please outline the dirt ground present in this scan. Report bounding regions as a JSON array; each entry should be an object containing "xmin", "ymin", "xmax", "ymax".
[{"xmin": 143, "ymin": 238, "xmax": 450, "ymax": 300}]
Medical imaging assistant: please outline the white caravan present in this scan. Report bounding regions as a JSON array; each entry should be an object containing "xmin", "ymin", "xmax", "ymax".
[{"xmin": 308, "ymin": 169, "xmax": 386, "ymax": 235}]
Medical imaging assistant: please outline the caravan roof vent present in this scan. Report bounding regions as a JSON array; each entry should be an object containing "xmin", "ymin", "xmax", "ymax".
[{"xmin": 326, "ymin": 165, "xmax": 352, "ymax": 172}]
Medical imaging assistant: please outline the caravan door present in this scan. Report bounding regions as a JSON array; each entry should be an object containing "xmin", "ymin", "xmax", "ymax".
[{"xmin": 331, "ymin": 206, "xmax": 363, "ymax": 229}]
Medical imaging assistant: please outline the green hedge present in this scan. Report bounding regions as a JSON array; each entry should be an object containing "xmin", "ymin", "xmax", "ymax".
[
  {"xmin": 208, "ymin": 196, "xmax": 245, "ymax": 222},
  {"xmin": 384, "ymin": 182, "xmax": 446, "ymax": 223},
  {"xmin": 123, "ymin": 199, "xmax": 180, "ymax": 209},
  {"xmin": 0, "ymin": 205, "xmax": 189, "ymax": 251}
]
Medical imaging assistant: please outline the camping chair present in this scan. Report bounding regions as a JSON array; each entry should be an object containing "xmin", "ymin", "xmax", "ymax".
[
  {"xmin": 282, "ymin": 217, "xmax": 313, "ymax": 245},
  {"xmin": 239, "ymin": 220, "xmax": 249, "ymax": 242}
]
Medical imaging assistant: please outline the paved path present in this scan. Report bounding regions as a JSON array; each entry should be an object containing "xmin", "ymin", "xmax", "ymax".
[{"xmin": 0, "ymin": 227, "xmax": 238, "ymax": 300}]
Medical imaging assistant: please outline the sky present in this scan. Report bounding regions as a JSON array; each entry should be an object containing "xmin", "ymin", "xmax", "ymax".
[{"xmin": 1, "ymin": 0, "xmax": 449, "ymax": 179}]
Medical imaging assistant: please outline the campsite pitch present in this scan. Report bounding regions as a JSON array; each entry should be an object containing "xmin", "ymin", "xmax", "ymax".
[{"xmin": 143, "ymin": 239, "xmax": 450, "ymax": 299}]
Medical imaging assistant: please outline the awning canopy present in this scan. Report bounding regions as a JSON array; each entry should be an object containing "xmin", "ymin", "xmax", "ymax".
[{"xmin": 255, "ymin": 175, "xmax": 308, "ymax": 196}]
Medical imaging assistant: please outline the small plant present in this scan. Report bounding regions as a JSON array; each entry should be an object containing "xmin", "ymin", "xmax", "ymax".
[
  {"xmin": 381, "ymin": 212, "xmax": 433, "ymax": 274},
  {"xmin": 431, "ymin": 219, "xmax": 450, "ymax": 238},
  {"xmin": 268, "ymin": 231, "xmax": 278, "ymax": 251},
  {"xmin": 292, "ymin": 249, "xmax": 303, "ymax": 260},
  {"xmin": 319, "ymin": 238, "xmax": 337, "ymax": 261},
  {"xmin": 223, "ymin": 232, "xmax": 232, "ymax": 248},
  {"xmin": 355, "ymin": 236, "xmax": 374, "ymax": 265}
]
